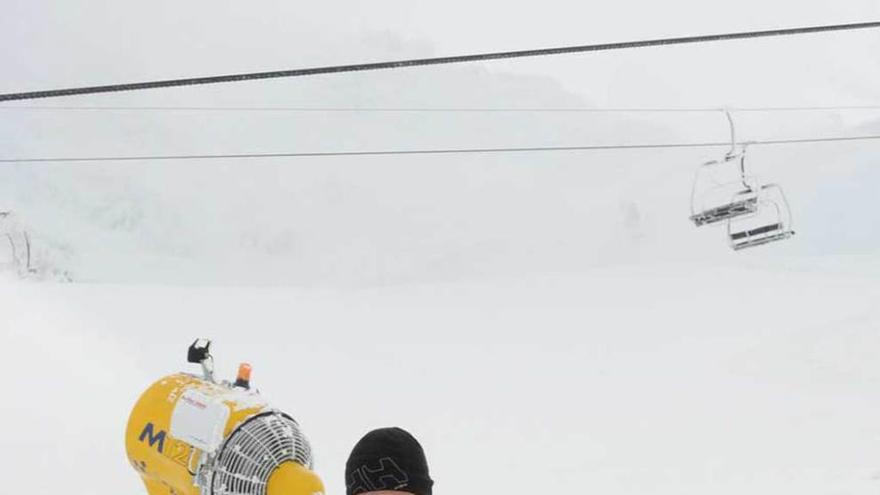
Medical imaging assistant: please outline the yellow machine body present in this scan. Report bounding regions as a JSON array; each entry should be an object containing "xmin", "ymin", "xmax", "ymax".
[{"xmin": 125, "ymin": 373, "xmax": 324, "ymax": 495}]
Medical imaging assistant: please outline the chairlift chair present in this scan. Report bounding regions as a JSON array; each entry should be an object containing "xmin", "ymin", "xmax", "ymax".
[
  {"xmin": 727, "ymin": 183, "xmax": 795, "ymax": 250},
  {"xmin": 689, "ymin": 111, "xmax": 761, "ymax": 226},
  {"xmin": 689, "ymin": 152, "xmax": 760, "ymax": 226}
]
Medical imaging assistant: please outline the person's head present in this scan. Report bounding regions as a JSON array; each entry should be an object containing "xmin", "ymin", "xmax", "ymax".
[{"xmin": 345, "ymin": 427, "xmax": 433, "ymax": 495}]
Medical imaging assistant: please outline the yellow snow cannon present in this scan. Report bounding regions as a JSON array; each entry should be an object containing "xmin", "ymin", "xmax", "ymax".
[{"xmin": 125, "ymin": 339, "xmax": 325, "ymax": 495}]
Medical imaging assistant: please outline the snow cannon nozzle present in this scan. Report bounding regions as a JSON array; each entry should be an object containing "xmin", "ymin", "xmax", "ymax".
[
  {"xmin": 187, "ymin": 338, "xmax": 215, "ymax": 382},
  {"xmin": 187, "ymin": 338, "xmax": 211, "ymax": 363}
]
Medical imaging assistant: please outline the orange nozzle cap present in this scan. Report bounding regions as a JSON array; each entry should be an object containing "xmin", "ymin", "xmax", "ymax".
[{"xmin": 235, "ymin": 363, "xmax": 252, "ymax": 388}]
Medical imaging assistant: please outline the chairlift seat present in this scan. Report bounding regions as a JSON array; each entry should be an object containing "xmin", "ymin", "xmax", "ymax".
[
  {"xmin": 730, "ymin": 222, "xmax": 794, "ymax": 250},
  {"xmin": 690, "ymin": 196, "xmax": 758, "ymax": 226}
]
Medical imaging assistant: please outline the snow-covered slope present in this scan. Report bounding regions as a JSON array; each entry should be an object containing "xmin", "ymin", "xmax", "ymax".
[{"xmin": 1, "ymin": 263, "xmax": 879, "ymax": 495}]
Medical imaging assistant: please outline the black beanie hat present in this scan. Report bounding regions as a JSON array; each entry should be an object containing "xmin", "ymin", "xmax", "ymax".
[{"xmin": 345, "ymin": 427, "xmax": 433, "ymax": 495}]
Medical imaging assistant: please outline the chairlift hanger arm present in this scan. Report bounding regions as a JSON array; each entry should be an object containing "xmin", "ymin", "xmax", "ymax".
[{"xmin": 724, "ymin": 110, "xmax": 737, "ymax": 157}]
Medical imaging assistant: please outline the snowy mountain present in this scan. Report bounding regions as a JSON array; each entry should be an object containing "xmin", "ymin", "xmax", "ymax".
[{"xmin": 2, "ymin": 63, "xmax": 877, "ymax": 284}]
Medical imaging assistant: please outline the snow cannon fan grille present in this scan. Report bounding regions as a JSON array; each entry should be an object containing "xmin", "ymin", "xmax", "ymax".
[{"xmin": 209, "ymin": 412, "xmax": 314, "ymax": 495}]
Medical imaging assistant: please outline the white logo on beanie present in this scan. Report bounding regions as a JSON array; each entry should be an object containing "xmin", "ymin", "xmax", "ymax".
[{"xmin": 348, "ymin": 457, "xmax": 409, "ymax": 492}]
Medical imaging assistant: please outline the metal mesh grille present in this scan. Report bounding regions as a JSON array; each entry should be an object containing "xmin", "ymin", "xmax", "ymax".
[{"xmin": 210, "ymin": 412, "xmax": 313, "ymax": 495}]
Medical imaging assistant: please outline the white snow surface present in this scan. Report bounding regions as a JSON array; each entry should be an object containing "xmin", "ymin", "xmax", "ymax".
[{"xmin": 2, "ymin": 261, "xmax": 880, "ymax": 495}]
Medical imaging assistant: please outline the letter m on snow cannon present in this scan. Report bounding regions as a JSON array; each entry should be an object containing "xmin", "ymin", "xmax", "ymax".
[{"xmin": 139, "ymin": 423, "xmax": 167, "ymax": 453}]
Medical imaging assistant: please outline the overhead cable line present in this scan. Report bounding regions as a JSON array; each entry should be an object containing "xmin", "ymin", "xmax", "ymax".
[
  {"xmin": 1, "ymin": 20, "xmax": 879, "ymax": 102},
  {"xmin": 2, "ymin": 105, "xmax": 880, "ymax": 113},
  {"xmin": 3, "ymin": 134, "xmax": 878, "ymax": 163}
]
